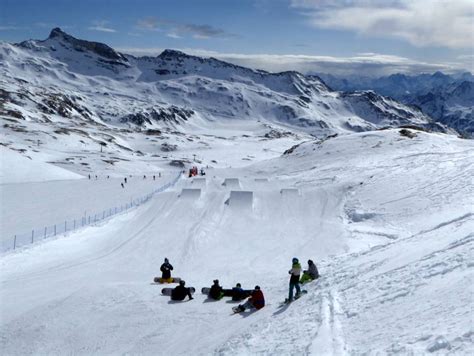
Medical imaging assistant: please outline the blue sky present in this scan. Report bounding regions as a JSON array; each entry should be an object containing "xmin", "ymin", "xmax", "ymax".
[{"xmin": 1, "ymin": 0, "xmax": 473, "ymax": 76}]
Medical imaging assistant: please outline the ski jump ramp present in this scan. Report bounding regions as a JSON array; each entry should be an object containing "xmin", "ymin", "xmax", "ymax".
[
  {"xmin": 191, "ymin": 178, "xmax": 206, "ymax": 187},
  {"xmin": 179, "ymin": 188, "xmax": 201, "ymax": 199},
  {"xmin": 280, "ymin": 188, "xmax": 300, "ymax": 197},
  {"xmin": 254, "ymin": 178, "xmax": 268, "ymax": 183},
  {"xmin": 227, "ymin": 191, "xmax": 253, "ymax": 208},
  {"xmin": 222, "ymin": 178, "xmax": 241, "ymax": 189}
]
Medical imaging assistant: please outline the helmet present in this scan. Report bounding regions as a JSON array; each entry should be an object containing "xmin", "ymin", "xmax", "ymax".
[
  {"xmin": 254, "ymin": 285, "xmax": 260, "ymax": 290},
  {"xmin": 236, "ymin": 283, "xmax": 241, "ymax": 288},
  {"xmin": 292, "ymin": 257, "xmax": 299, "ymax": 263},
  {"xmin": 179, "ymin": 280, "xmax": 185, "ymax": 286},
  {"xmin": 213, "ymin": 279, "xmax": 219, "ymax": 284},
  {"xmin": 164, "ymin": 258, "xmax": 169, "ymax": 263}
]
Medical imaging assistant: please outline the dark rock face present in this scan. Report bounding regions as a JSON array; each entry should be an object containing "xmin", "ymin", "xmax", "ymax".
[{"xmin": 120, "ymin": 106, "xmax": 194, "ymax": 126}]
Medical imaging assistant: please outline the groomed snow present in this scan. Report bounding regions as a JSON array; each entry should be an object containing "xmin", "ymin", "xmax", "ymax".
[{"xmin": 1, "ymin": 129, "xmax": 473, "ymax": 355}]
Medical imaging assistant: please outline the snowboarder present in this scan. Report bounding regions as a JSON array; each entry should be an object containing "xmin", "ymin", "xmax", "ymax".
[
  {"xmin": 300, "ymin": 259, "xmax": 319, "ymax": 284},
  {"xmin": 231, "ymin": 283, "xmax": 246, "ymax": 301},
  {"xmin": 209, "ymin": 279, "xmax": 224, "ymax": 300},
  {"xmin": 88, "ymin": 174, "xmax": 91, "ymax": 179},
  {"xmin": 288, "ymin": 257, "xmax": 302, "ymax": 302},
  {"xmin": 233, "ymin": 286, "xmax": 265, "ymax": 313},
  {"xmin": 200, "ymin": 168, "xmax": 205, "ymax": 176},
  {"xmin": 121, "ymin": 183, "xmax": 124, "ymax": 188},
  {"xmin": 124, "ymin": 177, "xmax": 127, "ymax": 184},
  {"xmin": 153, "ymin": 175, "xmax": 156, "ymax": 180},
  {"xmin": 160, "ymin": 258, "xmax": 174, "ymax": 282},
  {"xmin": 171, "ymin": 280, "xmax": 194, "ymax": 301}
]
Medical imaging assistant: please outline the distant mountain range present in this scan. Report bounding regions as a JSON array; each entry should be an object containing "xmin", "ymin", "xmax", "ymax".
[
  {"xmin": 0, "ymin": 28, "xmax": 458, "ymax": 172},
  {"xmin": 317, "ymin": 72, "xmax": 474, "ymax": 138}
]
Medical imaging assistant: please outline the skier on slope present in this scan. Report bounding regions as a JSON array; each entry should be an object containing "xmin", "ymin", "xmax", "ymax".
[
  {"xmin": 234, "ymin": 286, "xmax": 265, "ymax": 312},
  {"xmin": 171, "ymin": 280, "xmax": 194, "ymax": 301},
  {"xmin": 288, "ymin": 257, "xmax": 302, "ymax": 302},
  {"xmin": 300, "ymin": 259, "xmax": 319, "ymax": 284},
  {"xmin": 209, "ymin": 279, "xmax": 224, "ymax": 300},
  {"xmin": 160, "ymin": 258, "xmax": 174, "ymax": 282}
]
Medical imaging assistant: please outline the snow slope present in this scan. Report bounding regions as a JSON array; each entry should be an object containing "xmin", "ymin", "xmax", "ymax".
[{"xmin": 1, "ymin": 128, "xmax": 472, "ymax": 355}]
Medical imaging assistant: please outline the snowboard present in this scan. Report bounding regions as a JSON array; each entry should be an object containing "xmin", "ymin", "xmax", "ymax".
[
  {"xmin": 153, "ymin": 277, "xmax": 181, "ymax": 284},
  {"xmin": 201, "ymin": 287, "xmax": 252, "ymax": 299},
  {"xmin": 161, "ymin": 287, "xmax": 196, "ymax": 296},
  {"xmin": 281, "ymin": 290, "xmax": 308, "ymax": 305}
]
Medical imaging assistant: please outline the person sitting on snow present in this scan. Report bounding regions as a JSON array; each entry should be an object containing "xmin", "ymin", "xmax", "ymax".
[
  {"xmin": 234, "ymin": 286, "xmax": 265, "ymax": 312},
  {"xmin": 232, "ymin": 283, "xmax": 246, "ymax": 301},
  {"xmin": 209, "ymin": 279, "xmax": 224, "ymax": 300},
  {"xmin": 160, "ymin": 258, "xmax": 174, "ymax": 282},
  {"xmin": 171, "ymin": 280, "xmax": 193, "ymax": 301},
  {"xmin": 300, "ymin": 259, "xmax": 320, "ymax": 284}
]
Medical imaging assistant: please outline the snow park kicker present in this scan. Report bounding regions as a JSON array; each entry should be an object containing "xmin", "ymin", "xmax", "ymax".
[
  {"xmin": 222, "ymin": 178, "xmax": 241, "ymax": 189},
  {"xmin": 179, "ymin": 188, "xmax": 201, "ymax": 199},
  {"xmin": 226, "ymin": 190, "xmax": 253, "ymax": 209}
]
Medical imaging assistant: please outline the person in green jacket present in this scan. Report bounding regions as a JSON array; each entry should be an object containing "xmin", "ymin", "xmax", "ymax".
[
  {"xmin": 288, "ymin": 257, "xmax": 302, "ymax": 301},
  {"xmin": 300, "ymin": 259, "xmax": 320, "ymax": 284}
]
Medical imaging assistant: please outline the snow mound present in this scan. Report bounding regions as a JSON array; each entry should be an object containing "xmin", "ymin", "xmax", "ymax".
[
  {"xmin": 191, "ymin": 178, "xmax": 206, "ymax": 188},
  {"xmin": 280, "ymin": 188, "xmax": 300, "ymax": 197},
  {"xmin": 0, "ymin": 146, "xmax": 83, "ymax": 184},
  {"xmin": 179, "ymin": 188, "xmax": 201, "ymax": 199},
  {"xmin": 226, "ymin": 190, "xmax": 253, "ymax": 209},
  {"xmin": 222, "ymin": 178, "xmax": 241, "ymax": 189},
  {"xmin": 254, "ymin": 178, "xmax": 268, "ymax": 182}
]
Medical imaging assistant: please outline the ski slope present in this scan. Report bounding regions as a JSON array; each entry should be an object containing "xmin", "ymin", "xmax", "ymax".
[{"xmin": 1, "ymin": 129, "xmax": 473, "ymax": 355}]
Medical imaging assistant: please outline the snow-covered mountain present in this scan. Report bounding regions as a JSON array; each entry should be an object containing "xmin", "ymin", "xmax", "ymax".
[
  {"xmin": 0, "ymin": 28, "xmax": 451, "ymax": 176},
  {"xmin": 318, "ymin": 72, "xmax": 474, "ymax": 137}
]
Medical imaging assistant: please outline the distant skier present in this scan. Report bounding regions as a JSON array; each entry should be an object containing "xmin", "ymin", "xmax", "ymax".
[
  {"xmin": 233, "ymin": 286, "xmax": 265, "ymax": 313},
  {"xmin": 160, "ymin": 258, "xmax": 174, "ymax": 282},
  {"xmin": 88, "ymin": 174, "xmax": 91, "ymax": 180},
  {"xmin": 200, "ymin": 168, "xmax": 205, "ymax": 176},
  {"xmin": 288, "ymin": 257, "xmax": 302, "ymax": 301},
  {"xmin": 171, "ymin": 280, "xmax": 194, "ymax": 301},
  {"xmin": 300, "ymin": 259, "xmax": 319, "ymax": 284},
  {"xmin": 209, "ymin": 279, "xmax": 224, "ymax": 300},
  {"xmin": 153, "ymin": 175, "xmax": 156, "ymax": 180},
  {"xmin": 143, "ymin": 175, "xmax": 146, "ymax": 179},
  {"xmin": 124, "ymin": 177, "xmax": 127, "ymax": 183},
  {"xmin": 159, "ymin": 172, "xmax": 161, "ymax": 178},
  {"xmin": 232, "ymin": 283, "xmax": 246, "ymax": 301},
  {"xmin": 121, "ymin": 183, "xmax": 124, "ymax": 188}
]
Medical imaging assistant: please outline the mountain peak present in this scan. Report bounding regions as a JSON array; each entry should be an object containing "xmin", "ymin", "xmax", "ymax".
[
  {"xmin": 48, "ymin": 27, "xmax": 67, "ymax": 39},
  {"xmin": 158, "ymin": 49, "xmax": 190, "ymax": 59}
]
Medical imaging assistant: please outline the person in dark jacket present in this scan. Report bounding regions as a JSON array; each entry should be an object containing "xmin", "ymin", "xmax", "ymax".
[
  {"xmin": 209, "ymin": 279, "xmax": 224, "ymax": 300},
  {"xmin": 160, "ymin": 258, "xmax": 174, "ymax": 281},
  {"xmin": 288, "ymin": 257, "xmax": 302, "ymax": 301},
  {"xmin": 232, "ymin": 283, "xmax": 246, "ymax": 301},
  {"xmin": 234, "ymin": 286, "xmax": 265, "ymax": 312},
  {"xmin": 300, "ymin": 259, "xmax": 320, "ymax": 284},
  {"xmin": 171, "ymin": 280, "xmax": 193, "ymax": 301}
]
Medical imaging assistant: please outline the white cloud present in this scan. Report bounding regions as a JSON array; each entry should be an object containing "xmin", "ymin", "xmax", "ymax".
[
  {"xmin": 116, "ymin": 46, "xmax": 467, "ymax": 76},
  {"xmin": 291, "ymin": 0, "xmax": 474, "ymax": 49},
  {"xmin": 88, "ymin": 21, "xmax": 117, "ymax": 33}
]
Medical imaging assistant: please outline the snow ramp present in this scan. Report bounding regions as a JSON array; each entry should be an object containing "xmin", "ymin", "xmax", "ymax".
[
  {"xmin": 222, "ymin": 178, "xmax": 241, "ymax": 189},
  {"xmin": 226, "ymin": 190, "xmax": 253, "ymax": 209},
  {"xmin": 179, "ymin": 188, "xmax": 201, "ymax": 199},
  {"xmin": 254, "ymin": 178, "xmax": 268, "ymax": 183},
  {"xmin": 191, "ymin": 177, "xmax": 206, "ymax": 187},
  {"xmin": 280, "ymin": 188, "xmax": 300, "ymax": 197}
]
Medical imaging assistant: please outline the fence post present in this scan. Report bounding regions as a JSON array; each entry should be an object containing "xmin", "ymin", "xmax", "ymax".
[
  {"xmin": 88, "ymin": 216, "xmax": 91, "ymax": 224},
  {"xmin": 65, "ymin": 220, "xmax": 67, "ymax": 232},
  {"xmin": 31, "ymin": 230, "xmax": 34, "ymax": 244},
  {"xmin": 103, "ymin": 211, "xmax": 105, "ymax": 219},
  {"xmin": 44, "ymin": 226, "xmax": 47, "ymax": 238},
  {"xmin": 54, "ymin": 224, "xmax": 57, "ymax": 235},
  {"xmin": 13, "ymin": 235, "xmax": 16, "ymax": 250},
  {"xmin": 74, "ymin": 219, "xmax": 76, "ymax": 230}
]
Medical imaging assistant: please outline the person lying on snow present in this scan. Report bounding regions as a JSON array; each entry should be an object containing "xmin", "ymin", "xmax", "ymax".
[
  {"xmin": 300, "ymin": 259, "xmax": 319, "ymax": 284},
  {"xmin": 234, "ymin": 286, "xmax": 265, "ymax": 312},
  {"xmin": 160, "ymin": 258, "xmax": 174, "ymax": 282},
  {"xmin": 171, "ymin": 280, "xmax": 193, "ymax": 301},
  {"xmin": 209, "ymin": 279, "xmax": 224, "ymax": 300}
]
